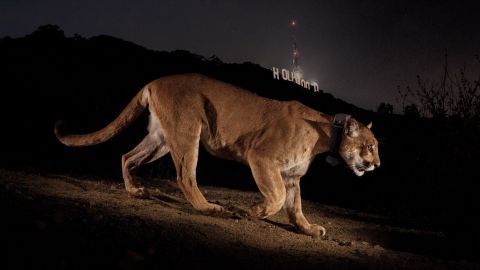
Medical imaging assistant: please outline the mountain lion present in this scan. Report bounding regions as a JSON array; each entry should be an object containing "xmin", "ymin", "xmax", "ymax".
[{"xmin": 55, "ymin": 74, "xmax": 380, "ymax": 237}]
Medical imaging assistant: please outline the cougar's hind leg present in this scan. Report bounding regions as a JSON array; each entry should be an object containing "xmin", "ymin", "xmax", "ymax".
[
  {"xmin": 121, "ymin": 131, "xmax": 169, "ymax": 198},
  {"xmin": 283, "ymin": 176, "xmax": 326, "ymax": 237},
  {"xmin": 247, "ymin": 152, "xmax": 286, "ymax": 219},
  {"xmin": 168, "ymin": 124, "xmax": 223, "ymax": 213}
]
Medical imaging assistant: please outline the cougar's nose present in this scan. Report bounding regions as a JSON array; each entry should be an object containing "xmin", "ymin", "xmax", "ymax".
[
  {"xmin": 374, "ymin": 161, "xmax": 381, "ymax": 168},
  {"xmin": 363, "ymin": 161, "xmax": 373, "ymax": 168}
]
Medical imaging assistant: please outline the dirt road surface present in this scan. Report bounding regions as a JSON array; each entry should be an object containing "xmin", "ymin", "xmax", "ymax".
[{"xmin": 1, "ymin": 169, "xmax": 478, "ymax": 270}]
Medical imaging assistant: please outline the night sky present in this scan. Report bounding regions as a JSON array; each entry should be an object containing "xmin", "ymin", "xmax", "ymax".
[{"xmin": 1, "ymin": 0, "xmax": 479, "ymax": 111}]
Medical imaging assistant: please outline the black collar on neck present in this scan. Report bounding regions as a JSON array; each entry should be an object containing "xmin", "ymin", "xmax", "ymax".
[{"xmin": 326, "ymin": 113, "xmax": 350, "ymax": 166}]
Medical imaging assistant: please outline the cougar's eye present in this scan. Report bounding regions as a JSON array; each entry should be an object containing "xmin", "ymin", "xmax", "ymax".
[{"xmin": 367, "ymin": 144, "xmax": 374, "ymax": 152}]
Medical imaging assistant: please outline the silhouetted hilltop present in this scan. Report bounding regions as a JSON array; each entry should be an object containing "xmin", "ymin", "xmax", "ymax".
[{"xmin": 0, "ymin": 24, "xmax": 371, "ymax": 116}]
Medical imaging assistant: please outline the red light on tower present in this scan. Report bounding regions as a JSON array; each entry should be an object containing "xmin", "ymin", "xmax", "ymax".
[{"xmin": 290, "ymin": 18, "xmax": 301, "ymax": 77}]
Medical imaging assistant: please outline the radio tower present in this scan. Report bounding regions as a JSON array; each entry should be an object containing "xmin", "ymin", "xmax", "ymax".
[{"xmin": 290, "ymin": 19, "xmax": 302, "ymax": 78}]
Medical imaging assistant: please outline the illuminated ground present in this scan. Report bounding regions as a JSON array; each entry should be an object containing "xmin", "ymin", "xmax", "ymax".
[{"xmin": 1, "ymin": 169, "xmax": 478, "ymax": 270}]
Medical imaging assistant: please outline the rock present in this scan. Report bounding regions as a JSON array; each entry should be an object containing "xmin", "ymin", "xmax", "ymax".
[{"xmin": 338, "ymin": 240, "xmax": 352, "ymax": 246}]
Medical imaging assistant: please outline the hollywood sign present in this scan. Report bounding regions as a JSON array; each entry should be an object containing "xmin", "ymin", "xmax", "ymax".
[{"xmin": 272, "ymin": 67, "xmax": 319, "ymax": 92}]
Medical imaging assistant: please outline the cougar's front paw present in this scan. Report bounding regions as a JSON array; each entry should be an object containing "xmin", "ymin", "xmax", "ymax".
[
  {"xmin": 198, "ymin": 202, "xmax": 225, "ymax": 214},
  {"xmin": 301, "ymin": 223, "xmax": 326, "ymax": 238},
  {"xmin": 249, "ymin": 204, "xmax": 268, "ymax": 219},
  {"xmin": 127, "ymin": 187, "xmax": 150, "ymax": 199}
]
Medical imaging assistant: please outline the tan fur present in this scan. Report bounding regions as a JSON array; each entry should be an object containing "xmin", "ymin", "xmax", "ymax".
[{"xmin": 55, "ymin": 73, "xmax": 380, "ymax": 237}]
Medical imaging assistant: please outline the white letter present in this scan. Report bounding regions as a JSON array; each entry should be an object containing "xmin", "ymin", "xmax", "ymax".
[
  {"xmin": 282, "ymin": 69, "xmax": 289, "ymax": 80},
  {"xmin": 272, "ymin": 67, "xmax": 280, "ymax": 80},
  {"xmin": 312, "ymin": 82, "xmax": 319, "ymax": 92},
  {"xmin": 289, "ymin": 71, "xmax": 296, "ymax": 82},
  {"xmin": 292, "ymin": 72, "xmax": 301, "ymax": 84}
]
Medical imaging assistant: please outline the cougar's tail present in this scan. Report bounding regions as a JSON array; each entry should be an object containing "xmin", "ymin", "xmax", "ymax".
[{"xmin": 54, "ymin": 88, "xmax": 150, "ymax": 147}]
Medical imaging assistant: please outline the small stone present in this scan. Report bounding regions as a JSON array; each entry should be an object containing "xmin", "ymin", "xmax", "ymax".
[{"xmin": 338, "ymin": 240, "xmax": 352, "ymax": 246}]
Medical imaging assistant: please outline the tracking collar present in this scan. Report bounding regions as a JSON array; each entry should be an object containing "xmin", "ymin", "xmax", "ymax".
[{"xmin": 326, "ymin": 113, "xmax": 351, "ymax": 166}]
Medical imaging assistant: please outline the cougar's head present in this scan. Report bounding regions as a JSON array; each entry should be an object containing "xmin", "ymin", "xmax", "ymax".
[{"xmin": 338, "ymin": 118, "xmax": 380, "ymax": 176}]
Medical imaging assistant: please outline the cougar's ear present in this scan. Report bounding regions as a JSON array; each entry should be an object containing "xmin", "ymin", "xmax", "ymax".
[
  {"xmin": 366, "ymin": 122, "xmax": 373, "ymax": 129},
  {"xmin": 345, "ymin": 118, "xmax": 359, "ymax": 137}
]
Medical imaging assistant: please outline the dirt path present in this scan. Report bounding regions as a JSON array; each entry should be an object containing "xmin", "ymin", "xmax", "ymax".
[{"xmin": 0, "ymin": 169, "xmax": 478, "ymax": 270}]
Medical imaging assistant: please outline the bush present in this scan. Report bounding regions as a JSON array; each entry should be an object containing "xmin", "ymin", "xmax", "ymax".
[{"xmin": 399, "ymin": 52, "xmax": 480, "ymax": 121}]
